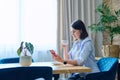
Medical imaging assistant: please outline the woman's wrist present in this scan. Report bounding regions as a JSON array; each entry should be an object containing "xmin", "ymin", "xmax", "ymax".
[
  {"xmin": 60, "ymin": 59, "xmax": 67, "ymax": 64},
  {"xmin": 59, "ymin": 59, "xmax": 64, "ymax": 63},
  {"xmin": 63, "ymin": 61, "xmax": 67, "ymax": 64}
]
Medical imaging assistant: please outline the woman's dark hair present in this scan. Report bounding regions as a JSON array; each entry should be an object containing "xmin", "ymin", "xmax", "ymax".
[{"xmin": 71, "ymin": 19, "xmax": 88, "ymax": 40}]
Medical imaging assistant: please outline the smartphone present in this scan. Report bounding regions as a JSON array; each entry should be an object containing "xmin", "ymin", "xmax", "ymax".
[{"xmin": 49, "ymin": 50, "xmax": 57, "ymax": 57}]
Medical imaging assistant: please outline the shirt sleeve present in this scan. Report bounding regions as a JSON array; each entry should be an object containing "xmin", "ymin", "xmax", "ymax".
[
  {"xmin": 68, "ymin": 42, "xmax": 76, "ymax": 60},
  {"xmin": 76, "ymin": 40, "xmax": 93, "ymax": 65}
]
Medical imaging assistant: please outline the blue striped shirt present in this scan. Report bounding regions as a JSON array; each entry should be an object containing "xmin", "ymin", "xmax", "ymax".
[{"xmin": 68, "ymin": 37, "xmax": 100, "ymax": 75}]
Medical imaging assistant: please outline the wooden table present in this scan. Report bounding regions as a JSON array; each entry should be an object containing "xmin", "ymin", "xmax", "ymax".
[{"xmin": 0, "ymin": 62, "xmax": 91, "ymax": 74}]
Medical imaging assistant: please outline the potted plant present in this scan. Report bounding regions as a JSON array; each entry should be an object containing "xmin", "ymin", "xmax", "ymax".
[
  {"xmin": 17, "ymin": 41, "xmax": 34, "ymax": 66},
  {"xmin": 89, "ymin": 3, "xmax": 120, "ymax": 58}
]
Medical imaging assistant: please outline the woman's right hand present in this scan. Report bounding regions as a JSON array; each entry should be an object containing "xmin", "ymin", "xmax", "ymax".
[{"xmin": 62, "ymin": 44, "xmax": 67, "ymax": 48}]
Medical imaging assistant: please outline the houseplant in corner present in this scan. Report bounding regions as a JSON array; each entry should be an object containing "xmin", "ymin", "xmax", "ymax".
[
  {"xmin": 89, "ymin": 3, "xmax": 120, "ymax": 58},
  {"xmin": 17, "ymin": 41, "xmax": 34, "ymax": 66}
]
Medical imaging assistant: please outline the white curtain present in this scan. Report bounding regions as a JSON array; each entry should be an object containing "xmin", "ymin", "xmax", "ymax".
[
  {"xmin": 0, "ymin": 0, "xmax": 57, "ymax": 61},
  {"xmin": 57, "ymin": 0, "xmax": 103, "ymax": 57}
]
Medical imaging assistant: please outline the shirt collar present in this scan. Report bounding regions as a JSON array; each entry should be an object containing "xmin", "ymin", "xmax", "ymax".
[{"xmin": 74, "ymin": 39, "xmax": 81, "ymax": 44}]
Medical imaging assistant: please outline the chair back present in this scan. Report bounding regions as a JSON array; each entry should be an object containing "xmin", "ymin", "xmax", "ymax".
[
  {"xmin": 97, "ymin": 57, "xmax": 118, "ymax": 72},
  {"xmin": 85, "ymin": 57, "xmax": 118, "ymax": 80},
  {"xmin": 0, "ymin": 66, "xmax": 52, "ymax": 80},
  {"xmin": 0, "ymin": 57, "xmax": 34, "ymax": 64},
  {"xmin": 0, "ymin": 57, "xmax": 19, "ymax": 64}
]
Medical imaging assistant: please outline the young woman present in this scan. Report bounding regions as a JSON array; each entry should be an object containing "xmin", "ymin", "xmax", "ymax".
[{"xmin": 52, "ymin": 20, "xmax": 100, "ymax": 80}]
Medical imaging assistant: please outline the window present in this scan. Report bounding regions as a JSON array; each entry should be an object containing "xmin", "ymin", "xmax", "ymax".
[{"xmin": 0, "ymin": 0, "xmax": 57, "ymax": 58}]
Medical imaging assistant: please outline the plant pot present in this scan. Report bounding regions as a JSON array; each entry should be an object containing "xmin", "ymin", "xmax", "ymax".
[
  {"xmin": 102, "ymin": 45, "xmax": 120, "ymax": 58},
  {"xmin": 19, "ymin": 56, "xmax": 32, "ymax": 66}
]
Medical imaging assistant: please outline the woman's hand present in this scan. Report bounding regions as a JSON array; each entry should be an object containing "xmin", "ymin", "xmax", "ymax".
[
  {"xmin": 49, "ymin": 50, "xmax": 64, "ymax": 62},
  {"xmin": 52, "ymin": 55, "xmax": 64, "ymax": 62},
  {"xmin": 62, "ymin": 44, "xmax": 67, "ymax": 49}
]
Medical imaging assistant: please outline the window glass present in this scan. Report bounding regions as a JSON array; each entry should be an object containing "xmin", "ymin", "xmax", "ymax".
[{"xmin": 0, "ymin": 0, "xmax": 57, "ymax": 58}]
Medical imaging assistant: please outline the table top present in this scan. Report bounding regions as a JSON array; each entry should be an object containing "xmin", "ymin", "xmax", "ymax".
[{"xmin": 0, "ymin": 62, "xmax": 91, "ymax": 74}]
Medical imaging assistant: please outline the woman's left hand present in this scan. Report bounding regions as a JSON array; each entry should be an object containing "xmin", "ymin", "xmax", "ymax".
[{"xmin": 52, "ymin": 55, "xmax": 64, "ymax": 62}]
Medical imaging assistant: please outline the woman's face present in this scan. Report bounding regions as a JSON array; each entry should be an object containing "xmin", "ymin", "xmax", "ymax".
[{"xmin": 71, "ymin": 28, "xmax": 82, "ymax": 41}]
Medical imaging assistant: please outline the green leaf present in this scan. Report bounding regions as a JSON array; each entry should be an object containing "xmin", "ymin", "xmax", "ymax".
[
  {"xmin": 112, "ymin": 26, "xmax": 120, "ymax": 34},
  {"xmin": 17, "ymin": 48, "xmax": 21, "ymax": 56},
  {"xmin": 17, "ymin": 41, "xmax": 24, "ymax": 56},
  {"xmin": 88, "ymin": 2, "xmax": 120, "ymax": 44},
  {"xmin": 25, "ymin": 42, "xmax": 34, "ymax": 55},
  {"xmin": 115, "ymin": 9, "xmax": 120, "ymax": 17},
  {"xmin": 96, "ymin": 3, "xmax": 111, "ymax": 15},
  {"xmin": 100, "ymin": 15, "xmax": 117, "ymax": 23}
]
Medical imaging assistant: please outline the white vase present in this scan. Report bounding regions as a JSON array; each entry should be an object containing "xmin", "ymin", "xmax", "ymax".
[{"xmin": 19, "ymin": 56, "xmax": 32, "ymax": 66}]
